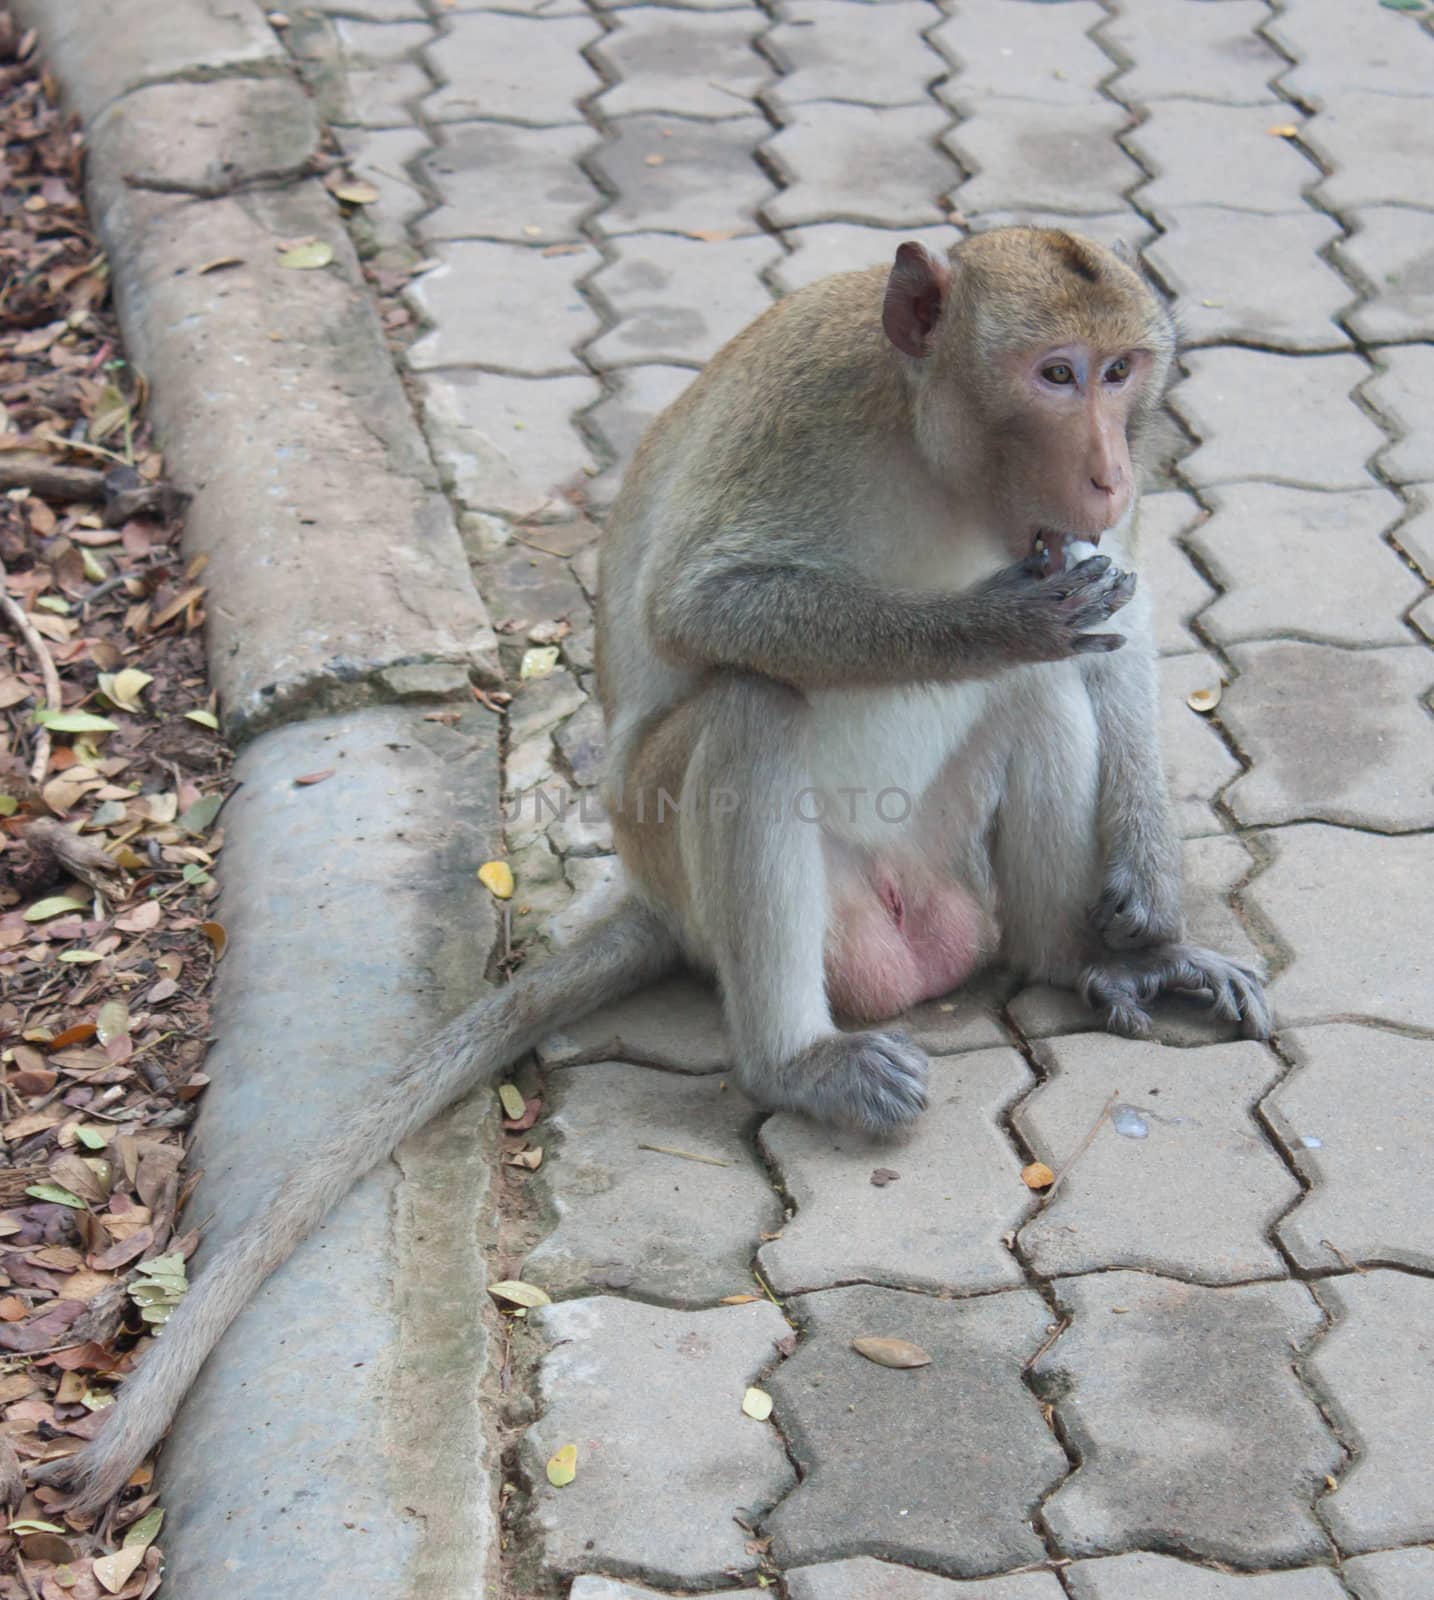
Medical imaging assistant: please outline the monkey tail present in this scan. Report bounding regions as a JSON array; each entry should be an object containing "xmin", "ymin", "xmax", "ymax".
[{"xmin": 31, "ymin": 898, "xmax": 679, "ymax": 1513}]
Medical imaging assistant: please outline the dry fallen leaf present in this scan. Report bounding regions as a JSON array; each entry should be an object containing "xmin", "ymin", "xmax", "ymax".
[
  {"xmin": 488, "ymin": 1279, "xmax": 551, "ymax": 1309},
  {"xmin": 870, "ymin": 1167, "xmax": 900, "ymax": 1187},
  {"xmin": 497, "ymin": 1082, "xmax": 526, "ymax": 1120},
  {"xmin": 479, "ymin": 859, "xmax": 515, "ymax": 899},
  {"xmin": 278, "ymin": 239, "xmax": 335, "ymax": 270},
  {"xmin": 1186, "ymin": 685, "xmax": 1222, "ymax": 714},
  {"xmin": 1267, "ymin": 123, "xmax": 1300, "ymax": 138},
  {"xmin": 1022, "ymin": 1161, "xmax": 1056, "ymax": 1190},
  {"xmin": 720, "ymin": 1293, "xmax": 762, "ymax": 1305},
  {"xmin": 520, "ymin": 645, "xmax": 560, "ymax": 681},
  {"xmin": 334, "ymin": 180, "xmax": 380, "ymax": 206},
  {"xmin": 293, "ymin": 768, "xmax": 336, "ymax": 786},
  {"xmin": 94, "ymin": 1542, "xmax": 147, "ymax": 1593},
  {"xmin": 742, "ymin": 1386, "xmax": 774, "ymax": 1421},
  {"xmin": 546, "ymin": 1443, "xmax": 577, "ymax": 1487},
  {"xmin": 851, "ymin": 1336, "xmax": 932, "ymax": 1369}
]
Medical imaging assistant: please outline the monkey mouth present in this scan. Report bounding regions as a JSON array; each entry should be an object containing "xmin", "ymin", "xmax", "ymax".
[{"xmin": 1031, "ymin": 529, "xmax": 1101, "ymax": 574}]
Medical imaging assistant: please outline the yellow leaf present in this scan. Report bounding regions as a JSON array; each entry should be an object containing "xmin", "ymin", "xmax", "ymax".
[
  {"xmin": 278, "ymin": 240, "xmax": 334, "ymax": 270},
  {"xmin": 546, "ymin": 1443, "xmax": 577, "ymax": 1487},
  {"xmin": 1021, "ymin": 1161, "xmax": 1056, "ymax": 1190},
  {"xmin": 478, "ymin": 860, "xmax": 514, "ymax": 899},
  {"xmin": 498, "ymin": 1082, "xmax": 526, "ymax": 1119},
  {"xmin": 109, "ymin": 668, "xmax": 153, "ymax": 710},
  {"xmin": 742, "ymin": 1386, "xmax": 773, "ymax": 1421},
  {"xmin": 488, "ymin": 1279, "xmax": 551, "ymax": 1309},
  {"xmin": 851, "ymin": 1336, "xmax": 932, "ymax": 1369},
  {"xmin": 93, "ymin": 1544, "xmax": 146, "ymax": 1593},
  {"xmin": 334, "ymin": 180, "xmax": 380, "ymax": 205},
  {"xmin": 1267, "ymin": 123, "xmax": 1300, "ymax": 138},
  {"xmin": 520, "ymin": 646, "xmax": 560, "ymax": 681},
  {"xmin": 720, "ymin": 1293, "xmax": 761, "ymax": 1305}
]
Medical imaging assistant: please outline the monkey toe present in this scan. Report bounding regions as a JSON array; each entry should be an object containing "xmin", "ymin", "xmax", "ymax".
[
  {"xmin": 765, "ymin": 1030, "xmax": 929, "ymax": 1132},
  {"xmin": 1081, "ymin": 944, "xmax": 1272, "ymax": 1040}
]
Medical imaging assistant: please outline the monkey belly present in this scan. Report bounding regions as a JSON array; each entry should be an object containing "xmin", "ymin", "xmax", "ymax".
[{"xmin": 824, "ymin": 849, "xmax": 992, "ymax": 1022}]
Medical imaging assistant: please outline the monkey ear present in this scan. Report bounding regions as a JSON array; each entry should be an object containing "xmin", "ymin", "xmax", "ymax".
[{"xmin": 882, "ymin": 241, "xmax": 952, "ymax": 359}]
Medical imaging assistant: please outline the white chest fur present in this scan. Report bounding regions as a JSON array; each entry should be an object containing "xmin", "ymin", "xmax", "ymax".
[{"xmin": 803, "ymin": 679, "xmax": 992, "ymax": 846}]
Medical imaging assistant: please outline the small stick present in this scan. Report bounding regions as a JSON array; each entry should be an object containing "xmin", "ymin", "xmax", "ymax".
[
  {"xmin": 1039, "ymin": 1090, "xmax": 1120, "ymax": 1205},
  {"xmin": 0, "ymin": 554, "xmax": 62, "ymax": 784},
  {"xmin": 637, "ymin": 1142, "xmax": 730, "ymax": 1167}
]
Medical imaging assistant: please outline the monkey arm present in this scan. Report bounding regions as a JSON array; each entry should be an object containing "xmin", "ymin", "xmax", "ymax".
[
  {"xmin": 645, "ymin": 542, "xmax": 1131, "ymax": 691},
  {"xmin": 1081, "ymin": 630, "xmax": 1186, "ymax": 948}
]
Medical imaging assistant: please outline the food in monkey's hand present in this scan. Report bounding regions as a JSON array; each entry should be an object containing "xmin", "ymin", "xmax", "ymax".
[{"xmin": 1031, "ymin": 531, "xmax": 1102, "ymax": 574}]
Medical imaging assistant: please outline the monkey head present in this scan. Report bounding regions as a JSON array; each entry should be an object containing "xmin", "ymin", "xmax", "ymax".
[{"xmin": 882, "ymin": 227, "xmax": 1177, "ymax": 562}]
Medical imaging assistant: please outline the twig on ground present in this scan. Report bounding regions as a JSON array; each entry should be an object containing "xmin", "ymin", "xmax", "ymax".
[
  {"xmin": 1039, "ymin": 1089, "xmax": 1120, "ymax": 1206},
  {"xmin": 637, "ymin": 1143, "xmax": 731, "ymax": 1167},
  {"xmin": 0, "ymin": 555, "xmax": 62, "ymax": 783}
]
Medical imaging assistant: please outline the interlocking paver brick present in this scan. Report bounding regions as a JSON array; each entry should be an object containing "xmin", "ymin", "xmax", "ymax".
[
  {"xmin": 1400, "ymin": 499, "xmax": 1434, "ymax": 578},
  {"xmin": 591, "ymin": 0, "xmax": 760, "ymax": 11},
  {"xmin": 308, "ymin": 0, "xmax": 428, "ymax": 16},
  {"xmin": 894, "ymin": 970, "xmax": 1013, "ymax": 1055},
  {"xmin": 524, "ymin": 1297, "xmax": 794, "ymax": 1584},
  {"xmin": 758, "ymin": 1046, "xmax": 1031, "ymax": 1297},
  {"xmin": 1222, "ymin": 642, "xmax": 1434, "ymax": 830},
  {"xmin": 1251, "ymin": 825, "xmax": 1433, "ymax": 1031},
  {"xmin": 1146, "ymin": 212, "xmax": 1349, "ymax": 351},
  {"xmin": 1140, "ymin": 489, "xmax": 1215, "ymax": 656},
  {"xmin": 1016, "ymin": 1035, "xmax": 1292, "ymax": 1284},
  {"xmin": 1338, "ymin": 208, "xmax": 1434, "ymax": 343},
  {"xmin": 417, "ymin": 123, "xmax": 600, "ymax": 243},
  {"xmin": 406, "ymin": 242, "xmax": 600, "ymax": 372},
  {"xmin": 1103, "ymin": 1, "xmax": 1285, "ymax": 106},
  {"xmin": 1270, "ymin": 0, "xmax": 1434, "ymax": 105},
  {"xmin": 1191, "ymin": 484, "xmax": 1418, "ymax": 649},
  {"xmin": 539, "ymin": 973, "xmax": 729, "ymax": 1071},
  {"xmin": 291, "ymin": 16, "xmax": 434, "ymax": 130},
  {"xmin": 767, "ymin": 1285, "xmax": 1067, "ymax": 1576},
  {"xmin": 1264, "ymin": 1024, "xmax": 1434, "ymax": 1274},
  {"xmin": 332, "ymin": 125, "xmax": 429, "ymax": 257},
  {"xmin": 1309, "ymin": 1272, "xmax": 1434, "ymax": 1553},
  {"xmin": 426, "ymin": 14, "xmax": 601, "ymax": 125},
  {"xmin": 594, "ymin": 10, "xmax": 768, "ymax": 120},
  {"xmin": 592, "ymin": 114, "xmax": 773, "ymax": 235},
  {"xmin": 1160, "ymin": 652, "xmax": 1241, "ymax": 837},
  {"xmin": 555, "ymin": 697, "xmax": 605, "ymax": 788},
  {"xmin": 1176, "ymin": 351, "xmax": 1383, "ymax": 492},
  {"xmin": 1367, "ymin": 345, "xmax": 1434, "ymax": 485},
  {"xmin": 1133, "ymin": 104, "xmax": 1316, "ymax": 217},
  {"xmin": 773, "ymin": 223, "xmax": 960, "ymax": 296},
  {"xmin": 931, "ymin": 2, "xmax": 1109, "ymax": 103},
  {"xmin": 768, "ymin": 1, "xmax": 940, "ymax": 110},
  {"xmin": 1038, "ymin": 1274, "xmax": 1338, "ymax": 1565},
  {"xmin": 573, "ymin": 1580, "xmax": 764, "ymax": 1600},
  {"xmin": 588, "ymin": 233, "xmax": 778, "ymax": 368},
  {"xmin": 1067, "ymin": 1554, "xmax": 1346, "ymax": 1598},
  {"xmin": 1313, "ymin": 94, "xmax": 1434, "ymax": 214},
  {"xmin": 787, "ymin": 1559, "xmax": 1064, "ymax": 1598},
  {"xmin": 1344, "ymin": 1548, "xmax": 1434, "ymax": 1600},
  {"xmin": 765, "ymin": 103, "xmax": 958, "ymax": 229},
  {"xmin": 419, "ymin": 370, "xmax": 599, "ymax": 518},
  {"xmin": 586, "ymin": 363, "xmax": 697, "ymax": 506},
  {"xmin": 949, "ymin": 103, "xmax": 1136, "ymax": 217},
  {"xmin": 524, "ymin": 1061, "xmax": 778, "ymax": 1301}
]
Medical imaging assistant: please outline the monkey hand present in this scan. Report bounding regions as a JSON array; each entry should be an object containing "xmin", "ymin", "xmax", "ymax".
[{"xmin": 977, "ymin": 553, "xmax": 1136, "ymax": 664}]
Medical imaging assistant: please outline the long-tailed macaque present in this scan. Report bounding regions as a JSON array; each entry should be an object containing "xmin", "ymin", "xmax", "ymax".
[{"xmin": 35, "ymin": 228, "xmax": 1269, "ymax": 1509}]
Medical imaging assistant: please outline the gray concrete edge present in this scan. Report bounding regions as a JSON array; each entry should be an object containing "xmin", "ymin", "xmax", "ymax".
[{"xmin": 13, "ymin": 5, "xmax": 511, "ymax": 1596}]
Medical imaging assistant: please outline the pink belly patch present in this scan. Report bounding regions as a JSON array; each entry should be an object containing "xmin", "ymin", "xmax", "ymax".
[{"xmin": 825, "ymin": 863, "xmax": 989, "ymax": 1023}]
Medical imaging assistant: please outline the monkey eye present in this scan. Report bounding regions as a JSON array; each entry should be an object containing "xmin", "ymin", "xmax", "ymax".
[
  {"xmin": 1042, "ymin": 362, "xmax": 1075, "ymax": 386},
  {"xmin": 1104, "ymin": 356, "xmax": 1132, "ymax": 383}
]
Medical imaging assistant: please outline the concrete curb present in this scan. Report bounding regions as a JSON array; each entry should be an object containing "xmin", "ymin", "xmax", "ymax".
[{"xmin": 16, "ymin": 4, "xmax": 509, "ymax": 1594}]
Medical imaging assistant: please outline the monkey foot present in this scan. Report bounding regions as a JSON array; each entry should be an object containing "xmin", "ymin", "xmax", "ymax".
[
  {"xmin": 1079, "ymin": 944, "xmax": 1272, "ymax": 1041},
  {"xmin": 26, "ymin": 1444, "xmax": 126, "ymax": 1518},
  {"xmin": 751, "ymin": 1029, "xmax": 929, "ymax": 1132}
]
